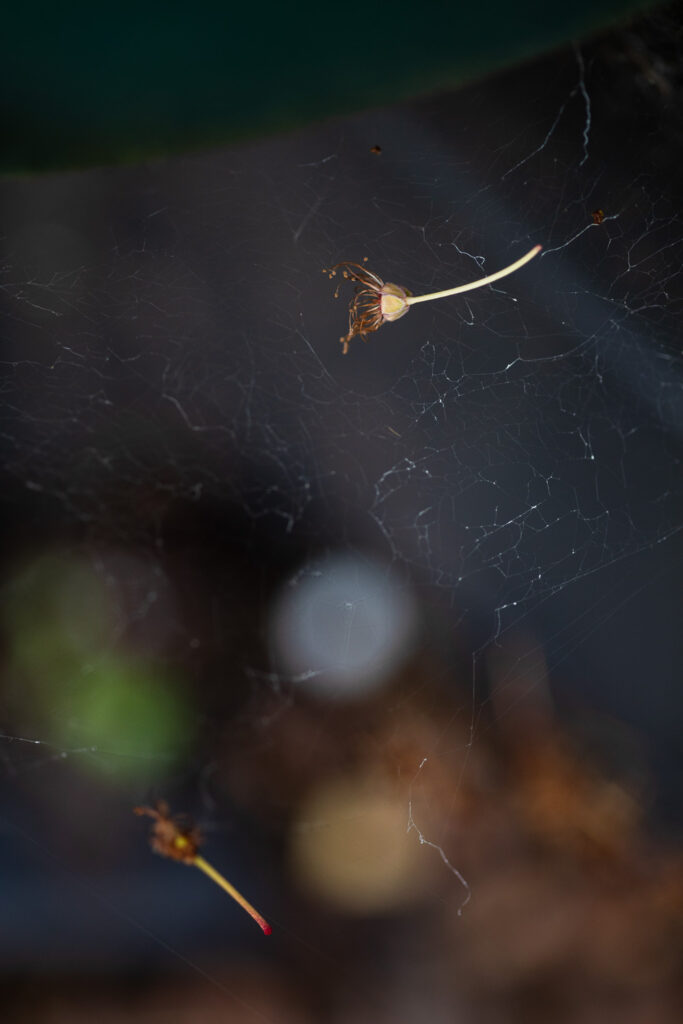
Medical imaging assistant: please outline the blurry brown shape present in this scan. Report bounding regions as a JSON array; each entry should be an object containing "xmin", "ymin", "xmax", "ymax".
[
  {"xmin": 579, "ymin": 860, "xmax": 683, "ymax": 988},
  {"xmin": 442, "ymin": 693, "xmax": 682, "ymax": 1021},
  {"xmin": 456, "ymin": 863, "xmax": 588, "ymax": 988},
  {"xmin": 9, "ymin": 972, "xmax": 311, "ymax": 1023},
  {"xmin": 218, "ymin": 642, "xmax": 682, "ymax": 1020},
  {"xmin": 510, "ymin": 733, "xmax": 640, "ymax": 864},
  {"xmin": 370, "ymin": 145, "xmax": 382, "ymax": 154},
  {"xmin": 219, "ymin": 671, "xmax": 473, "ymax": 833},
  {"xmin": 134, "ymin": 801, "xmax": 201, "ymax": 863},
  {"xmin": 592, "ymin": 208, "xmax": 605, "ymax": 224}
]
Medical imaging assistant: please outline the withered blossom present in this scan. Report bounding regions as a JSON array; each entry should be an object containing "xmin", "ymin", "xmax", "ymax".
[
  {"xmin": 135, "ymin": 802, "xmax": 271, "ymax": 934},
  {"xmin": 328, "ymin": 244, "xmax": 541, "ymax": 353}
]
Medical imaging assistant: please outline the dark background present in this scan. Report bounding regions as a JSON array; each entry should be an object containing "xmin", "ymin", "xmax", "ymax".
[
  {"xmin": 1, "ymin": 3, "xmax": 681, "ymax": 1022},
  {"xmin": 1, "ymin": 0, "xmax": 653, "ymax": 170}
]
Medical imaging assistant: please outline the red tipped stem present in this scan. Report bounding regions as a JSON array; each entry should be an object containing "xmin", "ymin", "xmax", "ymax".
[{"xmin": 193, "ymin": 855, "xmax": 271, "ymax": 935}]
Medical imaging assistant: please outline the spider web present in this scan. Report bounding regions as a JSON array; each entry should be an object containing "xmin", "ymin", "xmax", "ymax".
[{"xmin": 0, "ymin": 17, "xmax": 681, "ymax": 1008}]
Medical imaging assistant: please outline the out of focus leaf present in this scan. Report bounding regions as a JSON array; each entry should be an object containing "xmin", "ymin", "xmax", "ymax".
[{"xmin": 1, "ymin": 0, "xmax": 652, "ymax": 171}]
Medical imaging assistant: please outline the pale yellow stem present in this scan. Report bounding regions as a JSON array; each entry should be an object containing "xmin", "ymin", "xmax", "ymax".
[
  {"xmin": 405, "ymin": 244, "xmax": 541, "ymax": 306},
  {"xmin": 194, "ymin": 854, "xmax": 272, "ymax": 935}
]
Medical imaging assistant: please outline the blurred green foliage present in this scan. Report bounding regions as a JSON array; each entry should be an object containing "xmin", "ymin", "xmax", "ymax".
[
  {"xmin": 1, "ymin": 1, "xmax": 652, "ymax": 171},
  {"xmin": 4, "ymin": 553, "xmax": 189, "ymax": 781}
]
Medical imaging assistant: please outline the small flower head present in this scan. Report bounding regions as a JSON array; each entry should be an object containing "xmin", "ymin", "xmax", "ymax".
[
  {"xmin": 379, "ymin": 281, "xmax": 411, "ymax": 322},
  {"xmin": 135, "ymin": 801, "xmax": 272, "ymax": 934},
  {"xmin": 325, "ymin": 261, "xmax": 409, "ymax": 354},
  {"xmin": 326, "ymin": 245, "xmax": 541, "ymax": 353},
  {"xmin": 134, "ymin": 801, "xmax": 201, "ymax": 863}
]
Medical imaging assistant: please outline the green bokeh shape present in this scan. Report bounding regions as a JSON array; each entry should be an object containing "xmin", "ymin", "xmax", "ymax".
[
  {"xmin": 1, "ymin": 1, "xmax": 652, "ymax": 172},
  {"xmin": 5, "ymin": 553, "xmax": 189, "ymax": 781},
  {"xmin": 74, "ymin": 658, "xmax": 188, "ymax": 773}
]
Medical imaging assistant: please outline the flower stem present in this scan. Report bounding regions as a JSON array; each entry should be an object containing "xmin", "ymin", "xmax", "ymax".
[
  {"xmin": 405, "ymin": 244, "xmax": 541, "ymax": 306},
  {"xmin": 193, "ymin": 855, "xmax": 272, "ymax": 935}
]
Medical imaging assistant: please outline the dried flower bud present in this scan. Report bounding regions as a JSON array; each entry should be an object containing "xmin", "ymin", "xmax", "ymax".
[
  {"xmin": 379, "ymin": 283, "xmax": 410, "ymax": 322},
  {"xmin": 327, "ymin": 245, "xmax": 541, "ymax": 352}
]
